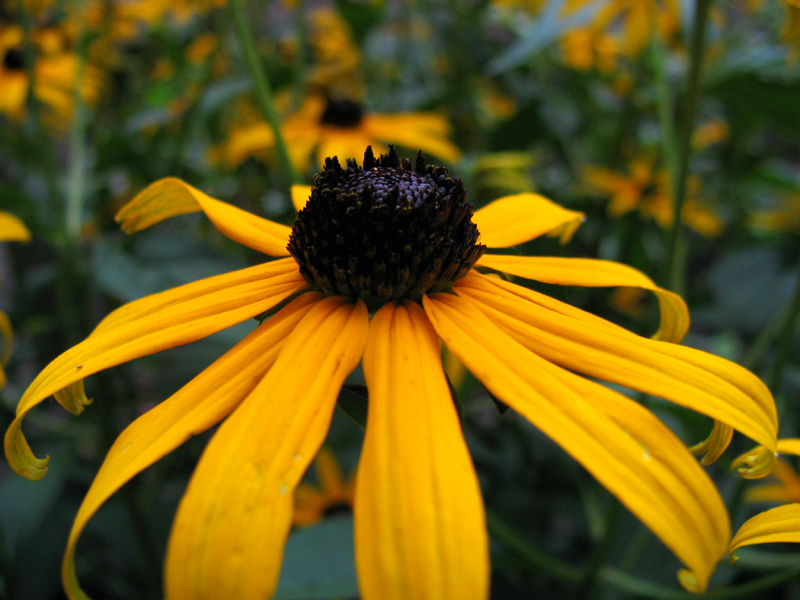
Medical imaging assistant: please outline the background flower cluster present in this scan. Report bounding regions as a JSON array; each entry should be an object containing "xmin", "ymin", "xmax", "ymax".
[{"xmin": 1, "ymin": 0, "xmax": 800, "ymax": 598}]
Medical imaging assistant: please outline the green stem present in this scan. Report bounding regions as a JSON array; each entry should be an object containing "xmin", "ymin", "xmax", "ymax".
[
  {"xmin": 228, "ymin": 0, "xmax": 300, "ymax": 186},
  {"xmin": 650, "ymin": 35, "xmax": 679, "ymax": 192},
  {"xmin": 485, "ymin": 510, "xmax": 579, "ymax": 584},
  {"xmin": 571, "ymin": 500, "xmax": 623, "ymax": 600},
  {"xmin": 600, "ymin": 565, "xmax": 800, "ymax": 600},
  {"xmin": 65, "ymin": 0, "xmax": 90, "ymax": 240},
  {"xmin": 664, "ymin": 0, "xmax": 713, "ymax": 295}
]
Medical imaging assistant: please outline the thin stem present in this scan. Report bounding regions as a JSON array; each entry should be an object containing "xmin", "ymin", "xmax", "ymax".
[
  {"xmin": 664, "ymin": 0, "xmax": 713, "ymax": 294},
  {"xmin": 228, "ymin": 0, "xmax": 300, "ymax": 186},
  {"xmin": 600, "ymin": 565, "xmax": 800, "ymax": 600},
  {"xmin": 65, "ymin": 0, "xmax": 90, "ymax": 240},
  {"xmin": 485, "ymin": 510, "xmax": 579, "ymax": 584},
  {"xmin": 650, "ymin": 35, "xmax": 679, "ymax": 193},
  {"xmin": 571, "ymin": 500, "xmax": 623, "ymax": 600}
]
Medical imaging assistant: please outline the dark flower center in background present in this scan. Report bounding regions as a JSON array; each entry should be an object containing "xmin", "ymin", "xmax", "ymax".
[
  {"xmin": 3, "ymin": 48, "xmax": 25, "ymax": 71},
  {"xmin": 288, "ymin": 147, "xmax": 485, "ymax": 308},
  {"xmin": 322, "ymin": 502, "xmax": 352, "ymax": 518},
  {"xmin": 320, "ymin": 98, "xmax": 364, "ymax": 128}
]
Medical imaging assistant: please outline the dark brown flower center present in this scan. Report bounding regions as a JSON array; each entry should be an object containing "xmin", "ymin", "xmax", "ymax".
[
  {"xmin": 3, "ymin": 48, "xmax": 24, "ymax": 71},
  {"xmin": 288, "ymin": 147, "xmax": 485, "ymax": 309},
  {"xmin": 319, "ymin": 98, "xmax": 363, "ymax": 128}
]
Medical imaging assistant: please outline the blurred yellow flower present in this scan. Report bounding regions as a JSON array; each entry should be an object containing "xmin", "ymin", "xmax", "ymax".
[
  {"xmin": 0, "ymin": 212, "xmax": 30, "ymax": 389},
  {"xmin": 783, "ymin": 0, "xmax": 800, "ymax": 55},
  {"xmin": 4, "ymin": 148, "xmax": 779, "ymax": 598},
  {"xmin": 751, "ymin": 196, "xmax": 800, "ymax": 234},
  {"xmin": 293, "ymin": 447, "xmax": 355, "ymax": 527},
  {"xmin": 0, "ymin": 24, "xmax": 102, "ymax": 123},
  {"xmin": 582, "ymin": 155, "xmax": 724, "ymax": 237},
  {"xmin": 216, "ymin": 95, "xmax": 462, "ymax": 172}
]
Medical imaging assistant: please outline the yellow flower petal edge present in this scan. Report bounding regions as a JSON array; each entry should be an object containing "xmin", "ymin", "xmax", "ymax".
[
  {"xmin": 454, "ymin": 273, "xmax": 777, "ymax": 461},
  {"xmin": 0, "ymin": 309, "xmax": 12, "ymax": 367},
  {"xmin": 0, "ymin": 212, "xmax": 31, "ymax": 242},
  {"xmin": 423, "ymin": 292, "xmax": 728, "ymax": 592},
  {"xmin": 356, "ymin": 301, "xmax": 489, "ymax": 600},
  {"xmin": 62, "ymin": 292, "xmax": 321, "ymax": 600},
  {"xmin": 115, "ymin": 178, "xmax": 292, "ymax": 257},
  {"xmin": 473, "ymin": 193, "xmax": 584, "ymax": 248},
  {"xmin": 291, "ymin": 185, "xmax": 312, "ymax": 212},
  {"xmin": 477, "ymin": 254, "xmax": 689, "ymax": 343},
  {"xmin": 745, "ymin": 460, "xmax": 800, "ymax": 504},
  {"xmin": 777, "ymin": 439, "xmax": 800, "ymax": 456},
  {"xmin": 165, "ymin": 296, "xmax": 368, "ymax": 600},
  {"xmin": 5, "ymin": 260, "xmax": 307, "ymax": 481},
  {"xmin": 690, "ymin": 421, "xmax": 734, "ymax": 466},
  {"xmin": 730, "ymin": 504, "xmax": 800, "ymax": 562}
]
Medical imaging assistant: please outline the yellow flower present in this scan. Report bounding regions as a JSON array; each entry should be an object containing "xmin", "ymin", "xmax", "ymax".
[
  {"xmin": 216, "ymin": 95, "xmax": 461, "ymax": 173},
  {"xmin": 730, "ymin": 439, "xmax": 800, "ymax": 559},
  {"xmin": 293, "ymin": 447, "xmax": 355, "ymax": 527},
  {"xmin": 751, "ymin": 195, "xmax": 800, "ymax": 234},
  {"xmin": 0, "ymin": 24, "xmax": 102, "ymax": 123},
  {"xmin": 5, "ymin": 147, "xmax": 778, "ymax": 598},
  {"xmin": 0, "ymin": 212, "xmax": 31, "ymax": 389},
  {"xmin": 561, "ymin": 28, "xmax": 620, "ymax": 73},
  {"xmin": 582, "ymin": 155, "xmax": 724, "ymax": 237},
  {"xmin": 783, "ymin": 0, "xmax": 800, "ymax": 56}
]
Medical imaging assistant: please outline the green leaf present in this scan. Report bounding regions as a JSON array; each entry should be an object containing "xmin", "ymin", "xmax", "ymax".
[
  {"xmin": 337, "ymin": 384, "xmax": 368, "ymax": 430},
  {"xmin": 275, "ymin": 516, "xmax": 358, "ymax": 600}
]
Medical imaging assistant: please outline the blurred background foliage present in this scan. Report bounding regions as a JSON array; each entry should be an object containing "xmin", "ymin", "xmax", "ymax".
[{"xmin": 2, "ymin": 0, "xmax": 800, "ymax": 598}]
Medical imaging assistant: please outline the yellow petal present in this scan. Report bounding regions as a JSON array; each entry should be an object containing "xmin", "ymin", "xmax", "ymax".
[
  {"xmin": 165, "ymin": 296, "xmax": 368, "ymax": 600},
  {"xmin": 453, "ymin": 273, "xmax": 778, "ymax": 459},
  {"xmin": 730, "ymin": 504, "xmax": 800, "ymax": 561},
  {"xmin": 473, "ymin": 193, "xmax": 584, "ymax": 248},
  {"xmin": 315, "ymin": 447, "xmax": 346, "ymax": 498},
  {"xmin": 5, "ymin": 259, "xmax": 307, "ymax": 480},
  {"xmin": 777, "ymin": 439, "xmax": 800, "ymax": 456},
  {"xmin": 356, "ymin": 301, "xmax": 488, "ymax": 600},
  {"xmin": 690, "ymin": 421, "xmax": 735, "ymax": 466},
  {"xmin": 745, "ymin": 460, "xmax": 800, "ymax": 504},
  {"xmin": 115, "ymin": 178, "xmax": 292, "ymax": 256},
  {"xmin": 477, "ymin": 254, "xmax": 689, "ymax": 342},
  {"xmin": 365, "ymin": 113, "xmax": 462, "ymax": 164},
  {"xmin": 61, "ymin": 292, "xmax": 321, "ymax": 600},
  {"xmin": 291, "ymin": 185, "xmax": 312, "ymax": 212},
  {"xmin": 423, "ymin": 292, "xmax": 730, "ymax": 592},
  {"xmin": 0, "ymin": 309, "xmax": 12, "ymax": 366},
  {"xmin": 0, "ymin": 212, "xmax": 31, "ymax": 242}
]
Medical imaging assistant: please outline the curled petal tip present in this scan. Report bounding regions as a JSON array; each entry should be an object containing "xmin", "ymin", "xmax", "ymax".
[
  {"xmin": 54, "ymin": 380, "xmax": 93, "ymax": 416},
  {"xmin": 5, "ymin": 418, "xmax": 50, "ymax": 480},
  {"xmin": 677, "ymin": 569, "xmax": 704, "ymax": 594},
  {"xmin": 734, "ymin": 447, "xmax": 776, "ymax": 479}
]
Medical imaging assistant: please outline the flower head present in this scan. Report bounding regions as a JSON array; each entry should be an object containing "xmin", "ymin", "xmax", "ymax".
[{"xmin": 5, "ymin": 148, "xmax": 779, "ymax": 599}]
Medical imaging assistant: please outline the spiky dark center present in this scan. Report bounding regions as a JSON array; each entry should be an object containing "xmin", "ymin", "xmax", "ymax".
[
  {"xmin": 288, "ymin": 147, "xmax": 485, "ymax": 309},
  {"xmin": 319, "ymin": 98, "xmax": 364, "ymax": 128},
  {"xmin": 3, "ymin": 48, "xmax": 24, "ymax": 71}
]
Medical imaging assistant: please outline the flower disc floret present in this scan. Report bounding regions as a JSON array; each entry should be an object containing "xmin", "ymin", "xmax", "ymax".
[
  {"xmin": 320, "ymin": 98, "xmax": 364, "ymax": 128},
  {"xmin": 288, "ymin": 147, "xmax": 486, "ymax": 308},
  {"xmin": 3, "ymin": 48, "xmax": 24, "ymax": 71}
]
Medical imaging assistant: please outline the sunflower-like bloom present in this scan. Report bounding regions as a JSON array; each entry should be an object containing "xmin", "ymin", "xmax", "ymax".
[
  {"xmin": 293, "ymin": 447, "xmax": 355, "ymax": 527},
  {"xmin": 0, "ymin": 24, "xmax": 102, "ymax": 123},
  {"xmin": 582, "ymin": 154, "xmax": 724, "ymax": 238},
  {"xmin": 5, "ymin": 148, "xmax": 779, "ymax": 599},
  {"xmin": 730, "ymin": 439, "xmax": 800, "ymax": 559},
  {"xmin": 0, "ymin": 212, "xmax": 30, "ymax": 388},
  {"xmin": 216, "ymin": 95, "xmax": 461, "ymax": 173}
]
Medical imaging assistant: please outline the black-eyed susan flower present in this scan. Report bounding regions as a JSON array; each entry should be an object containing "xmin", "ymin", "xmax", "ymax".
[
  {"xmin": 5, "ymin": 147, "xmax": 779, "ymax": 599},
  {"xmin": 582, "ymin": 154, "xmax": 724, "ymax": 238},
  {"xmin": 293, "ymin": 447, "xmax": 355, "ymax": 527},
  {"xmin": 217, "ymin": 95, "xmax": 461, "ymax": 173},
  {"xmin": 730, "ymin": 440, "xmax": 800, "ymax": 559},
  {"xmin": 0, "ymin": 23, "xmax": 101, "ymax": 123},
  {"xmin": 0, "ymin": 212, "xmax": 30, "ymax": 389}
]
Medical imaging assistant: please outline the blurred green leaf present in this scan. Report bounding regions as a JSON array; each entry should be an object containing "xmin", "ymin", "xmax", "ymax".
[{"xmin": 275, "ymin": 516, "xmax": 357, "ymax": 600}]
